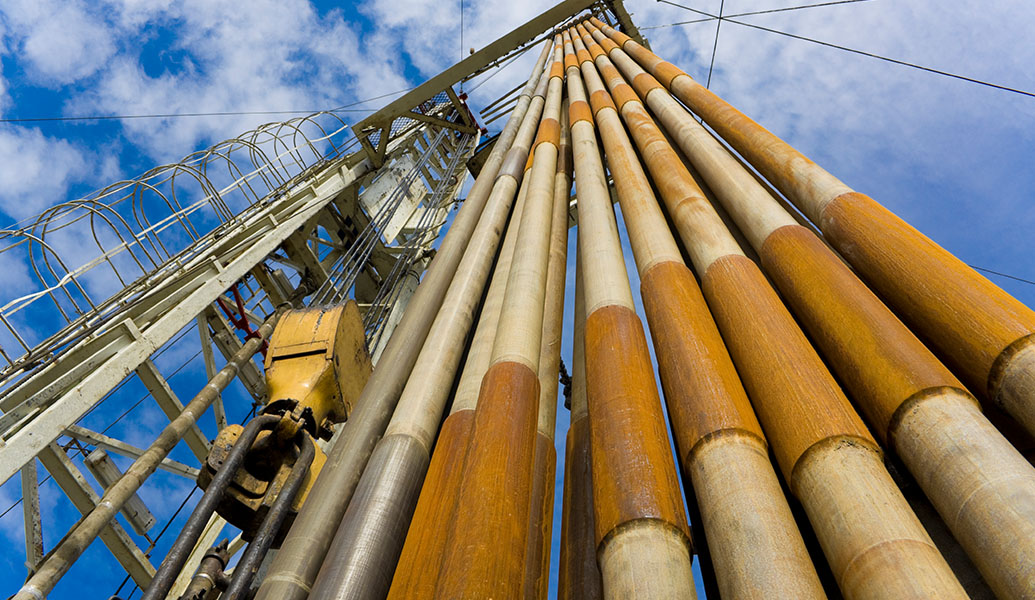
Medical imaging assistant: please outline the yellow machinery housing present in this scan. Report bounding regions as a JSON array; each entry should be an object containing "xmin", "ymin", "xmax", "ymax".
[{"xmin": 199, "ymin": 302, "xmax": 372, "ymax": 542}]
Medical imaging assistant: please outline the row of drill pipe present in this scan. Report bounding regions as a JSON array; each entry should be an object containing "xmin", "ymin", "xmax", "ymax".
[{"xmin": 260, "ymin": 15, "xmax": 1035, "ymax": 600}]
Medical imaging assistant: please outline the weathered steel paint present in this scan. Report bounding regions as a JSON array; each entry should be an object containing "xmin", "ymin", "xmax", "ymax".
[
  {"xmin": 388, "ymin": 72, "xmax": 545, "ymax": 600},
  {"xmin": 452, "ymin": 163, "xmax": 533, "ymax": 414},
  {"xmin": 589, "ymin": 16, "xmax": 1035, "ymax": 439},
  {"xmin": 308, "ymin": 434, "xmax": 429, "ymax": 600},
  {"xmin": 584, "ymin": 304, "xmax": 690, "ymax": 543},
  {"xmin": 558, "ymin": 417, "xmax": 602, "ymax": 600},
  {"xmin": 640, "ymin": 262, "xmax": 763, "ymax": 453},
  {"xmin": 566, "ymin": 32, "xmax": 827, "ymax": 598},
  {"xmin": 759, "ymin": 225, "xmax": 969, "ymax": 437},
  {"xmin": 894, "ymin": 393, "xmax": 1035, "ymax": 600},
  {"xmin": 435, "ymin": 361, "xmax": 541, "ymax": 599},
  {"xmin": 793, "ymin": 439, "xmax": 969, "ymax": 600},
  {"xmin": 700, "ymin": 255, "xmax": 874, "ymax": 475},
  {"xmin": 308, "ymin": 109, "xmax": 526, "ymax": 600},
  {"xmin": 822, "ymin": 194, "xmax": 1035, "ymax": 412},
  {"xmin": 525, "ymin": 434, "xmax": 558, "ymax": 599},
  {"xmin": 570, "ymin": 22, "xmax": 966, "ymax": 597}
]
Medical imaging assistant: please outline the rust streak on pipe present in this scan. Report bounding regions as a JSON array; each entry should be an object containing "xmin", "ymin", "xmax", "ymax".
[
  {"xmin": 388, "ymin": 79, "xmax": 544, "ymax": 600},
  {"xmin": 524, "ymin": 97, "xmax": 572, "ymax": 600},
  {"xmin": 307, "ymin": 53, "xmax": 547, "ymax": 600},
  {"xmin": 578, "ymin": 19, "xmax": 977, "ymax": 599}
]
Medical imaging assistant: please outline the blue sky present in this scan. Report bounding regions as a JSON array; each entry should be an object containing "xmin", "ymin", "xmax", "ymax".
[{"xmin": 1, "ymin": 0, "xmax": 1034, "ymax": 597}]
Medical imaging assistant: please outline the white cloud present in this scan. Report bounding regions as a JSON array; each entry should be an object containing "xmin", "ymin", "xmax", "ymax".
[
  {"xmin": 0, "ymin": 0, "xmax": 117, "ymax": 84},
  {"xmin": 0, "ymin": 126, "xmax": 88, "ymax": 219}
]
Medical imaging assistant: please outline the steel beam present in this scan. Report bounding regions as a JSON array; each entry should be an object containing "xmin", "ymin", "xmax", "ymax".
[
  {"xmin": 64, "ymin": 425, "xmax": 200, "ymax": 479},
  {"xmin": 135, "ymin": 359, "xmax": 210, "ymax": 462},
  {"xmin": 21, "ymin": 461, "xmax": 43, "ymax": 575},
  {"xmin": 36, "ymin": 444, "xmax": 155, "ymax": 586}
]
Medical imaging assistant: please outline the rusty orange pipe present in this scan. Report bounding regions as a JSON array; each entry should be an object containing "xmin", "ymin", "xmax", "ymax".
[
  {"xmin": 523, "ymin": 97, "xmax": 572, "ymax": 600},
  {"xmin": 587, "ymin": 17, "xmax": 1035, "ymax": 440},
  {"xmin": 564, "ymin": 28, "xmax": 695, "ymax": 599},
  {"xmin": 565, "ymin": 26, "xmax": 825, "ymax": 599},
  {"xmin": 584, "ymin": 19, "xmax": 1035, "ymax": 599},
  {"xmin": 557, "ymin": 239, "xmax": 603, "ymax": 600},
  {"xmin": 433, "ymin": 36, "xmax": 566, "ymax": 599},
  {"xmin": 573, "ymin": 21, "xmax": 971, "ymax": 599}
]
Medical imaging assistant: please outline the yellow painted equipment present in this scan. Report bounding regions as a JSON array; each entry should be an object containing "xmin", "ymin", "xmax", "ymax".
[{"xmin": 199, "ymin": 302, "xmax": 372, "ymax": 542}]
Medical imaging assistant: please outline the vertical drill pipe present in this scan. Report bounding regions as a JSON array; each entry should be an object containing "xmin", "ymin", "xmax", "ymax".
[
  {"xmin": 388, "ymin": 147, "xmax": 536, "ymax": 600},
  {"xmin": 434, "ymin": 35, "xmax": 565, "ymax": 599},
  {"xmin": 574, "ymin": 20, "xmax": 968, "ymax": 600},
  {"xmin": 255, "ymin": 40, "xmax": 555, "ymax": 600},
  {"xmin": 586, "ymin": 19, "xmax": 1035, "ymax": 599},
  {"xmin": 557, "ymin": 240, "xmax": 604, "ymax": 600},
  {"xmin": 306, "ymin": 53, "xmax": 551, "ymax": 600},
  {"xmin": 13, "ymin": 310, "xmax": 283, "ymax": 600},
  {"xmin": 387, "ymin": 74, "xmax": 544, "ymax": 600},
  {"xmin": 224, "ymin": 433, "xmax": 315, "ymax": 600},
  {"xmin": 142, "ymin": 414, "xmax": 281, "ymax": 600},
  {"xmin": 564, "ymin": 29, "xmax": 696, "ymax": 599},
  {"xmin": 524, "ymin": 98, "xmax": 572, "ymax": 600},
  {"xmin": 565, "ymin": 27, "xmax": 825, "ymax": 600},
  {"xmin": 587, "ymin": 17, "xmax": 1035, "ymax": 439}
]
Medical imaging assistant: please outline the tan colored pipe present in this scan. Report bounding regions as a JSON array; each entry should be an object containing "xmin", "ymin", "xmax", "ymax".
[
  {"xmin": 564, "ymin": 27, "xmax": 824, "ymax": 600},
  {"xmin": 573, "ymin": 21, "xmax": 968, "ymax": 599},
  {"xmin": 255, "ymin": 40, "xmax": 555, "ymax": 600},
  {"xmin": 306, "ymin": 56, "xmax": 553, "ymax": 600},
  {"xmin": 585, "ymin": 19, "xmax": 1035, "ymax": 599},
  {"xmin": 433, "ymin": 36, "xmax": 565, "ymax": 599},
  {"xmin": 557, "ymin": 240, "xmax": 604, "ymax": 600},
  {"xmin": 587, "ymin": 18, "xmax": 1035, "ymax": 441},
  {"xmin": 564, "ymin": 29, "xmax": 695, "ymax": 599},
  {"xmin": 524, "ymin": 98, "xmax": 572, "ymax": 600},
  {"xmin": 387, "ymin": 80, "xmax": 543, "ymax": 600}
]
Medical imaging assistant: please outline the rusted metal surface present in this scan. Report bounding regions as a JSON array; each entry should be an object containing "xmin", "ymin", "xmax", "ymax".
[
  {"xmin": 793, "ymin": 439, "xmax": 968, "ymax": 600},
  {"xmin": 823, "ymin": 192, "xmax": 1035, "ymax": 402},
  {"xmin": 436, "ymin": 361, "xmax": 541, "ymax": 598},
  {"xmin": 524, "ymin": 102, "xmax": 572, "ymax": 600},
  {"xmin": 387, "ymin": 411, "xmax": 474, "ymax": 599},
  {"xmin": 525, "ymin": 434, "xmax": 558, "ymax": 599},
  {"xmin": 254, "ymin": 40, "xmax": 553, "ymax": 600},
  {"xmin": 640, "ymin": 261, "xmax": 763, "ymax": 458},
  {"xmin": 566, "ymin": 29, "xmax": 695, "ymax": 594},
  {"xmin": 758, "ymin": 224, "xmax": 969, "ymax": 440},
  {"xmin": 584, "ymin": 304, "xmax": 690, "ymax": 543},
  {"xmin": 702, "ymin": 252, "xmax": 876, "ymax": 478},
  {"xmin": 569, "ymin": 31, "xmax": 827, "ymax": 596},
  {"xmin": 558, "ymin": 418, "xmax": 603, "ymax": 600},
  {"xmin": 558, "ymin": 248, "xmax": 603, "ymax": 600}
]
